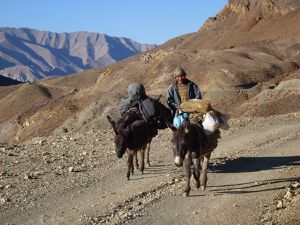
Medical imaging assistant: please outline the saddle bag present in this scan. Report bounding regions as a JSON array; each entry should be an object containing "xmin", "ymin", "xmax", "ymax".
[
  {"xmin": 202, "ymin": 111, "xmax": 220, "ymax": 135},
  {"xmin": 173, "ymin": 111, "xmax": 189, "ymax": 129}
]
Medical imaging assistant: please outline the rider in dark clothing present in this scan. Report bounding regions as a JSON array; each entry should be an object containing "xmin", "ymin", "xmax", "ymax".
[
  {"xmin": 118, "ymin": 83, "xmax": 158, "ymax": 137},
  {"xmin": 119, "ymin": 83, "xmax": 147, "ymax": 117}
]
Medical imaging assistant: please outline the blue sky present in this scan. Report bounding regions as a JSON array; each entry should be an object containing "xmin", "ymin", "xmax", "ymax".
[{"xmin": 0, "ymin": 0, "xmax": 227, "ymax": 44}]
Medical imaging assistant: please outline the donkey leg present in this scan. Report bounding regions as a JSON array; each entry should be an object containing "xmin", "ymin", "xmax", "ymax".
[
  {"xmin": 183, "ymin": 152, "xmax": 192, "ymax": 197},
  {"xmin": 139, "ymin": 147, "xmax": 145, "ymax": 175},
  {"xmin": 193, "ymin": 158, "xmax": 201, "ymax": 189},
  {"xmin": 200, "ymin": 153, "xmax": 211, "ymax": 190},
  {"xmin": 134, "ymin": 151, "xmax": 139, "ymax": 170},
  {"xmin": 127, "ymin": 151, "xmax": 134, "ymax": 180},
  {"xmin": 146, "ymin": 141, "xmax": 151, "ymax": 167}
]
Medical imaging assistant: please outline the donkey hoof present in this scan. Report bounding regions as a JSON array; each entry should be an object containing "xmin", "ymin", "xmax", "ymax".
[
  {"xmin": 183, "ymin": 192, "xmax": 189, "ymax": 197},
  {"xmin": 147, "ymin": 162, "xmax": 151, "ymax": 167},
  {"xmin": 196, "ymin": 182, "xmax": 200, "ymax": 189},
  {"xmin": 200, "ymin": 186, "xmax": 206, "ymax": 191}
]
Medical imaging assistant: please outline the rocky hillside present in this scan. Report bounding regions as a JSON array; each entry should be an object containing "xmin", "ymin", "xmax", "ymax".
[
  {"xmin": 0, "ymin": 28, "xmax": 156, "ymax": 81},
  {"xmin": 227, "ymin": 0, "xmax": 300, "ymax": 16},
  {"xmin": 0, "ymin": 0, "xmax": 300, "ymax": 144}
]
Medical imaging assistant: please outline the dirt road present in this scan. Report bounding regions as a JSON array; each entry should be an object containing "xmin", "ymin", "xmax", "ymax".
[{"xmin": 0, "ymin": 113, "xmax": 299, "ymax": 225}]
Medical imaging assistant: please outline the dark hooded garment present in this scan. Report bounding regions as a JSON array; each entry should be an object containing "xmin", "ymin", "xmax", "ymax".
[{"xmin": 118, "ymin": 83, "xmax": 147, "ymax": 116}]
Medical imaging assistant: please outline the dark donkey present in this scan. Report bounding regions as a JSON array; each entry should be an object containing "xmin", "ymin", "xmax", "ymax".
[
  {"xmin": 107, "ymin": 102, "xmax": 172, "ymax": 180},
  {"xmin": 168, "ymin": 120, "xmax": 221, "ymax": 197},
  {"xmin": 107, "ymin": 110, "xmax": 153, "ymax": 179}
]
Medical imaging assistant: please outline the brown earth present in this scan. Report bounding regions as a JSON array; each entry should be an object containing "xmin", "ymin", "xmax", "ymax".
[
  {"xmin": 0, "ymin": 113, "xmax": 299, "ymax": 225},
  {"xmin": 0, "ymin": 0, "xmax": 300, "ymax": 144},
  {"xmin": 0, "ymin": 0, "xmax": 300, "ymax": 224}
]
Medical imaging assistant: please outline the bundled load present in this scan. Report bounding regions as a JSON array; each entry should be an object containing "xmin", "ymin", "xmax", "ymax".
[
  {"xmin": 175, "ymin": 99, "xmax": 228, "ymax": 134},
  {"xmin": 179, "ymin": 99, "xmax": 211, "ymax": 114},
  {"xmin": 201, "ymin": 111, "xmax": 220, "ymax": 135}
]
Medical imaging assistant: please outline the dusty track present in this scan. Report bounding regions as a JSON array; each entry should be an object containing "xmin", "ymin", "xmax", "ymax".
[{"xmin": 0, "ymin": 113, "xmax": 299, "ymax": 225}]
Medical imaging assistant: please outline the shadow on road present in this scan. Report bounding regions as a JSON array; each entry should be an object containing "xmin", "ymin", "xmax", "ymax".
[
  {"xmin": 208, "ymin": 177, "xmax": 299, "ymax": 195},
  {"xmin": 206, "ymin": 155, "xmax": 300, "ymax": 195},
  {"xmin": 211, "ymin": 156, "xmax": 300, "ymax": 173}
]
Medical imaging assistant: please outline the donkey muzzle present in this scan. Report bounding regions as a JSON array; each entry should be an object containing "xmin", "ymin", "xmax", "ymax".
[
  {"xmin": 116, "ymin": 148, "xmax": 125, "ymax": 158},
  {"xmin": 174, "ymin": 156, "xmax": 183, "ymax": 167}
]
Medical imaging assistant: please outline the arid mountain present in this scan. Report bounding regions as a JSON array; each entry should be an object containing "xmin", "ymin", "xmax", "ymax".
[
  {"xmin": 0, "ymin": 0, "xmax": 300, "ymax": 144},
  {"xmin": 0, "ymin": 28, "xmax": 156, "ymax": 81}
]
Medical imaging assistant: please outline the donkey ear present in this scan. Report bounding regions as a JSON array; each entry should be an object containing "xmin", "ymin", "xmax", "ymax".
[
  {"xmin": 107, "ymin": 116, "xmax": 118, "ymax": 134},
  {"xmin": 166, "ymin": 120, "xmax": 177, "ymax": 132},
  {"xmin": 107, "ymin": 116, "xmax": 115, "ymax": 125},
  {"xmin": 183, "ymin": 123, "xmax": 189, "ymax": 134}
]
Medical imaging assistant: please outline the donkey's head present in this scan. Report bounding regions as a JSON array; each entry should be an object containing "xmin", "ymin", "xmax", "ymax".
[
  {"xmin": 107, "ymin": 116, "xmax": 130, "ymax": 158},
  {"xmin": 168, "ymin": 121, "xmax": 192, "ymax": 167}
]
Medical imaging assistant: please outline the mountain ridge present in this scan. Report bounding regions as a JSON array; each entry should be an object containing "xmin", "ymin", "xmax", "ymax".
[{"xmin": 0, "ymin": 27, "xmax": 156, "ymax": 81}]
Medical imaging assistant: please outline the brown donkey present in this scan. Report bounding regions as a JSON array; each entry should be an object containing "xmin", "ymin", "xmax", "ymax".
[
  {"xmin": 168, "ymin": 120, "xmax": 221, "ymax": 197},
  {"xmin": 107, "ymin": 111, "xmax": 154, "ymax": 180}
]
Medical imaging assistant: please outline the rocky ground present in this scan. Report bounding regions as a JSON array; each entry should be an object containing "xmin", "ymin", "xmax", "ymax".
[{"xmin": 0, "ymin": 112, "xmax": 299, "ymax": 225}]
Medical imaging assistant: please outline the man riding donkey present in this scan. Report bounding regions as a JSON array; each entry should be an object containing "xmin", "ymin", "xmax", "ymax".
[
  {"xmin": 166, "ymin": 67, "xmax": 228, "ymax": 196},
  {"xmin": 167, "ymin": 67, "xmax": 202, "ymax": 118}
]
